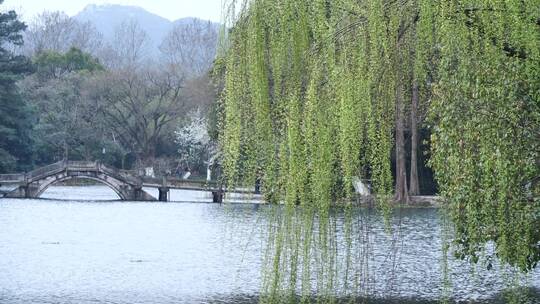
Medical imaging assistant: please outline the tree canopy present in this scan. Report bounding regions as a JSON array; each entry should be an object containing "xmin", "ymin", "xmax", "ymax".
[
  {"xmin": 33, "ymin": 47, "xmax": 103, "ymax": 79},
  {"xmin": 217, "ymin": 0, "xmax": 540, "ymax": 298},
  {"xmin": 0, "ymin": 1, "xmax": 33, "ymax": 173}
]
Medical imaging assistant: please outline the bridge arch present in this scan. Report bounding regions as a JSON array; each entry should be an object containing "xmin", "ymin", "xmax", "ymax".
[
  {"xmin": 1, "ymin": 160, "xmax": 231, "ymax": 202},
  {"xmin": 35, "ymin": 175, "xmax": 128, "ymax": 200},
  {"xmin": 34, "ymin": 173, "xmax": 130, "ymax": 200}
]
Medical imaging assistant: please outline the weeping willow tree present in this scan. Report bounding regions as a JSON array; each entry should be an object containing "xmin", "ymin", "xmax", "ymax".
[
  {"xmin": 215, "ymin": 0, "xmax": 539, "ymax": 301},
  {"xmin": 429, "ymin": 1, "xmax": 540, "ymax": 273}
]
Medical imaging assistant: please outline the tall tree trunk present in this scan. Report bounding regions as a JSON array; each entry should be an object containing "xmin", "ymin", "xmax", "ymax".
[
  {"xmin": 409, "ymin": 78, "xmax": 420, "ymax": 196},
  {"xmin": 394, "ymin": 66, "xmax": 409, "ymax": 203}
]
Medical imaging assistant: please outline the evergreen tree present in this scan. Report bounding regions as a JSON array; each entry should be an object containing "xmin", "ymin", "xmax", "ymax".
[
  {"xmin": 20, "ymin": 48, "xmax": 108, "ymax": 164},
  {"xmin": 0, "ymin": 1, "xmax": 33, "ymax": 173}
]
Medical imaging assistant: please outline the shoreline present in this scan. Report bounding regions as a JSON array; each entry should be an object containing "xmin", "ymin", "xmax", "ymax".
[
  {"xmin": 3, "ymin": 186, "xmax": 443, "ymax": 208},
  {"xmin": 2, "ymin": 184, "xmax": 443, "ymax": 207}
]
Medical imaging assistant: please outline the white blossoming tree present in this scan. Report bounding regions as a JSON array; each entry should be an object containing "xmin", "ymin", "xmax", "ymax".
[{"xmin": 174, "ymin": 109, "xmax": 213, "ymax": 176}]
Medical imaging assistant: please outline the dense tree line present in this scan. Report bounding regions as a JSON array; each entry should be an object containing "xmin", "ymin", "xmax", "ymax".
[{"xmin": 0, "ymin": 3, "xmax": 219, "ymax": 176}]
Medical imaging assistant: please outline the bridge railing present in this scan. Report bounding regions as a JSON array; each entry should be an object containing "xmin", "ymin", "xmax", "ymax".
[
  {"xmin": 26, "ymin": 161, "xmax": 66, "ymax": 182},
  {"xmin": 64, "ymin": 161, "xmax": 142, "ymax": 187},
  {"xmin": 27, "ymin": 161, "xmax": 103, "ymax": 182},
  {"xmin": 1, "ymin": 160, "xmax": 146, "ymax": 187},
  {"xmin": 140, "ymin": 175, "xmax": 224, "ymax": 191},
  {"xmin": 0, "ymin": 173, "xmax": 26, "ymax": 183},
  {"xmin": 67, "ymin": 161, "xmax": 98, "ymax": 169},
  {"xmin": 119, "ymin": 169, "xmax": 141, "ymax": 176},
  {"xmin": 99, "ymin": 163, "xmax": 142, "ymax": 186}
]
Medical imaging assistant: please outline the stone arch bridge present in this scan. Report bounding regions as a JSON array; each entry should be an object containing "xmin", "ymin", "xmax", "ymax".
[{"xmin": 0, "ymin": 161, "xmax": 242, "ymax": 202}]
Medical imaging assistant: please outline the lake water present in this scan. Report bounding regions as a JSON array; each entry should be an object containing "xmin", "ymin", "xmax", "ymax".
[{"xmin": 0, "ymin": 186, "xmax": 539, "ymax": 303}]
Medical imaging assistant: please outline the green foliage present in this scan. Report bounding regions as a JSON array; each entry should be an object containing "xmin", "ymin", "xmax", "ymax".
[
  {"xmin": 218, "ymin": 0, "xmax": 540, "ymax": 300},
  {"xmin": 219, "ymin": 0, "xmax": 397, "ymax": 206},
  {"xmin": 0, "ymin": 1, "xmax": 26, "ymax": 48},
  {"xmin": 0, "ymin": 82, "xmax": 34, "ymax": 172},
  {"xmin": 0, "ymin": 1, "xmax": 34, "ymax": 173},
  {"xmin": 33, "ymin": 47, "xmax": 103, "ymax": 79},
  {"xmin": 428, "ymin": 0, "xmax": 540, "ymax": 272},
  {"xmin": 219, "ymin": 0, "xmax": 405, "ymax": 301},
  {"xmin": 21, "ymin": 48, "xmax": 111, "ymax": 165}
]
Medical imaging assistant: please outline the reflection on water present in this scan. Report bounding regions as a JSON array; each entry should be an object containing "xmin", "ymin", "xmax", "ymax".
[
  {"xmin": 41, "ymin": 185, "xmax": 121, "ymax": 200},
  {"xmin": 0, "ymin": 186, "xmax": 539, "ymax": 304},
  {"xmin": 41, "ymin": 185, "xmax": 263, "ymax": 203}
]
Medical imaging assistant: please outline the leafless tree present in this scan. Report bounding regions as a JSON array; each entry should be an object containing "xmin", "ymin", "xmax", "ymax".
[
  {"xmin": 89, "ymin": 63, "xmax": 191, "ymax": 166},
  {"xmin": 71, "ymin": 21, "xmax": 104, "ymax": 55},
  {"xmin": 24, "ymin": 11, "xmax": 103, "ymax": 56},
  {"xmin": 106, "ymin": 19, "xmax": 151, "ymax": 70},
  {"xmin": 182, "ymin": 73, "xmax": 217, "ymax": 111},
  {"xmin": 160, "ymin": 19, "xmax": 218, "ymax": 76}
]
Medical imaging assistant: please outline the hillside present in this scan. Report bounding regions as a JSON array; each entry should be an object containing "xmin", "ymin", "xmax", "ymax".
[{"xmin": 73, "ymin": 4, "xmax": 219, "ymax": 56}]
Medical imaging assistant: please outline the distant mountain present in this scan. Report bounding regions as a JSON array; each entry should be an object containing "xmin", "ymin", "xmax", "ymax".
[{"xmin": 73, "ymin": 4, "xmax": 219, "ymax": 57}]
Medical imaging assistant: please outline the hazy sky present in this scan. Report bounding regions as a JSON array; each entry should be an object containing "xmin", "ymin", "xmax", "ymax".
[{"xmin": 3, "ymin": 0, "xmax": 224, "ymax": 22}]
